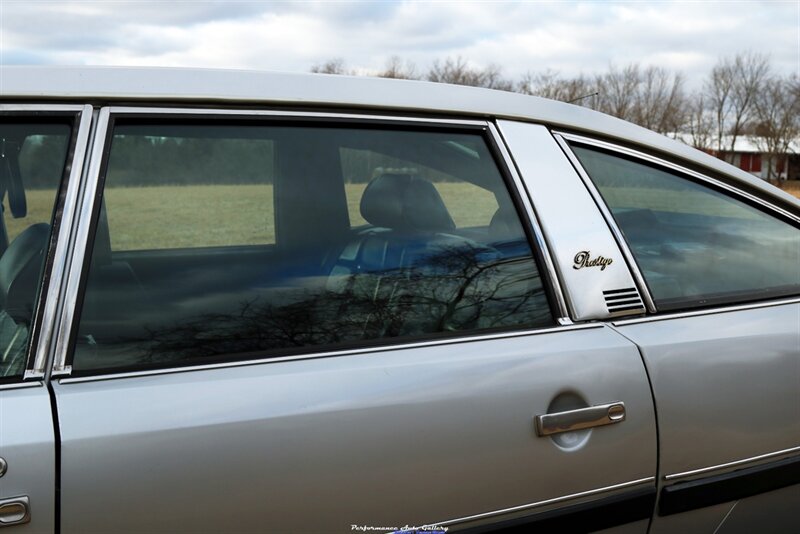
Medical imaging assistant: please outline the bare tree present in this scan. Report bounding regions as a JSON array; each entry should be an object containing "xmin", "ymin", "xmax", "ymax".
[
  {"xmin": 426, "ymin": 56, "xmax": 514, "ymax": 91},
  {"xmin": 593, "ymin": 64, "xmax": 641, "ymax": 121},
  {"xmin": 704, "ymin": 52, "xmax": 771, "ymax": 159},
  {"xmin": 633, "ymin": 67, "xmax": 687, "ymax": 134},
  {"xmin": 379, "ymin": 56, "xmax": 419, "ymax": 80},
  {"xmin": 728, "ymin": 52, "xmax": 771, "ymax": 155},
  {"xmin": 685, "ymin": 93, "xmax": 715, "ymax": 150},
  {"xmin": 517, "ymin": 70, "xmax": 594, "ymax": 104},
  {"xmin": 753, "ymin": 74, "xmax": 800, "ymax": 180},
  {"xmin": 306, "ymin": 52, "xmax": 798, "ymax": 169},
  {"xmin": 310, "ymin": 58, "xmax": 352, "ymax": 75},
  {"xmin": 705, "ymin": 57, "xmax": 735, "ymax": 155},
  {"xmin": 588, "ymin": 64, "xmax": 687, "ymax": 134}
]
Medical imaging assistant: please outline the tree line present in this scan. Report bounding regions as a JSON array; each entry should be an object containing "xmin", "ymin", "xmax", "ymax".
[{"xmin": 313, "ymin": 53, "xmax": 799, "ymax": 180}]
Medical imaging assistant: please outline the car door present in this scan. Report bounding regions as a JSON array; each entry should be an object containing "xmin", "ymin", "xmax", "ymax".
[
  {"xmin": 48, "ymin": 108, "xmax": 658, "ymax": 533},
  {"xmin": 0, "ymin": 105, "xmax": 92, "ymax": 532},
  {"xmin": 555, "ymin": 132, "xmax": 800, "ymax": 533}
]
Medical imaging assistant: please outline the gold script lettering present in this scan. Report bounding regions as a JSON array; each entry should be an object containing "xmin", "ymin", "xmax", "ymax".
[{"xmin": 573, "ymin": 251, "xmax": 613, "ymax": 271}]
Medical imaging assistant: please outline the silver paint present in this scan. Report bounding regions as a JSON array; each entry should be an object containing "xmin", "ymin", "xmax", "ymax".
[
  {"xmin": 0, "ymin": 387, "xmax": 55, "ymax": 533},
  {"xmin": 54, "ymin": 326, "xmax": 656, "ymax": 533},
  {"xmin": 618, "ymin": 302, "xmax": 800, "ymax": 531},
  {"xmin": 496, "ymin": 120, "xmax": 644, "ymax": 321}
]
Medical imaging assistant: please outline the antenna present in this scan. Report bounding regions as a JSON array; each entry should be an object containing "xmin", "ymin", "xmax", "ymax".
[{"xmin": 568, "ymin": 91, "xmax": 599, "ymax": 104}]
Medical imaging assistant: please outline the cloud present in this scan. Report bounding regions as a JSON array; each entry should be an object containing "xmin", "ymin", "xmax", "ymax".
[{"xmin": 0, "ymin": 0, "xmax": 796, "ymax": 86}]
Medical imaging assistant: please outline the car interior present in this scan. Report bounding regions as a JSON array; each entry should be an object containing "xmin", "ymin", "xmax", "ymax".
[
  {"xmin": 0, "ymin": 123, "xmax": 66, "ymax": 378},
  {"xmin": 73, "ymin": 124, "xmax": 551, "ymax": 373}
]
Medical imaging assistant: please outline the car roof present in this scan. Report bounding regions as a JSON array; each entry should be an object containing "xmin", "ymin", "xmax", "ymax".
[{"xmin": 2, "ymin": 65, "xmax": 798, "ymax": 210}]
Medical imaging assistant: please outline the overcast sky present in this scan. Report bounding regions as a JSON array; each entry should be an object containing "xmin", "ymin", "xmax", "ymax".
[{"xmin": 1, "ymin": 1, "xmax": 797, "ymax": 87}]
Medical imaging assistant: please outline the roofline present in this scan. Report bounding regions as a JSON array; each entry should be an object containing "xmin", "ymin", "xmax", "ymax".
[{"xmin": 2, "ymin": 66, "xmax": 798, "ymax": 211}]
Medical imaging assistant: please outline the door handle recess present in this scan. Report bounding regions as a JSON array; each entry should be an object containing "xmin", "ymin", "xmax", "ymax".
[
  {"xmin": 0, "ymin": 496, "xmax": 30, "ymax": 527},
  {"xmin": 535, "ymin": 402, "xmax": 625, "ymax": 437}
]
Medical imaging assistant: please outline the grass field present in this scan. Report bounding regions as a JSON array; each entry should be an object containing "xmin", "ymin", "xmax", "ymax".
[
  {"xmin": 7, "ymin": 181, "xmax": 800, "ymax": 250},
  {"xmin": 7, "ymin": 183, "xmax": 499, "ymax": 250}
]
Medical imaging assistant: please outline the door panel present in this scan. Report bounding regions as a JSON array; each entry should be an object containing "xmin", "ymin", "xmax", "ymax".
[
  {"xmin": 617, "ymin": 303, "xmax": 800, "ymax": 532},
  {"xmin": 54, "ymin": 325, "xmax": 656, "ymax": 533},
  {"xmin": 559, "ymin": 135, "xmax": 800, "ymax": 530},
  {"xmin": 0, "ymin": 386, "xmax": 55, "ymax": 532}
]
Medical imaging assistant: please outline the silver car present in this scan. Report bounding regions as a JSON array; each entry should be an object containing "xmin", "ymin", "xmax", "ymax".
[{"xmin": 0, "ymin": 67, "xmax": 798, "ymax": 533}]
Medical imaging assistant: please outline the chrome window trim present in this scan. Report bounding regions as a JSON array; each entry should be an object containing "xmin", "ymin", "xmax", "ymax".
[
  {"xmin": 0, "ymin": 104, "xmax": 93, "ymax": 380},
  {"xmin": 98, "ymin": 105, "xmax": 490, "ymax": 126},
  {"xmin": 50, "ymin": 107, "xmax": 581, "ymax": 377},
  {"xmin": 664, "ymin": 445, "xmax": 800, "ymax": 482},
  {"xmin": 488, "ymin": 121, "xmax": 570, "ymax": 321},
  {"xmin": 554, "ymin": 131, "xmax": 800, "ymax": 225},
  {"xmin": 0, "ymin": 381, "xmax": 43, "ymax": 391},
  {"xmin": 51, "ymin": 108, "xmax": 110, "ymax": 375},
  {"xmin": 612, "ymin": 296, "xmax": 800, "ymax": 326},
  {"xmin": 57, "ymin": 323, "xmax": 604, "ymax": 384},
  {"xmin": 0, "ymin": 104, "xmax": 87, "ymax": 113},
  {"xmin": 427, "ymin": 476, "xmax": 655, "ymax": 528},
  {"xmin": 26, "ymin": 105, "xmax": 94, "ymax": 379},
  {"xmin": 551, "ymin": 133, "xmax": 657, "ymax": 314}
]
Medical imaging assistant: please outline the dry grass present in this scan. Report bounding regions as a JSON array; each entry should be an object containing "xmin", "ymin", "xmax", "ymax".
[
  {"xmin": 8, "ymin": 183, "xmax": 500, "ymax": 250},
  {"xmin": 6, "ymin": 189, "xmax": 59, "ymax": 242},
  {"xmin": 780, "ymin": 180, "xmax": 800, "ymax": 199},
  {"xmin": 9, "ymin": 180, "xmax": 796, "ymax": 250}
]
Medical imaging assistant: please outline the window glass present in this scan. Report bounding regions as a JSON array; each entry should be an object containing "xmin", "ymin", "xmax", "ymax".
[
  {"xmin": 340, "ymin": 148, "xmax": 498, "ymax": 228},
  {"xmin": 104, "ymin": 128, "xmax": 275, "ymax": 249},
  {"xmin": 72, "ymin": 123, "xmax": 552, "ymax": 373},
  {"xmin": 0, "ymin": 121, "xmax": 70, "ymax": 379},
  {"xmin": 572, "ymin": 145, "xmax": 800, "ymax": 309}
]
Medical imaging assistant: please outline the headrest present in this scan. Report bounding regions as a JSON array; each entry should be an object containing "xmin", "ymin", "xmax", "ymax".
[
  {"xmin": 0, "ymin": 223, "xmax": 50, "ymax": 324},
  {"xmin": 360, "ymin": 174, "xmax": 455, "ymax": 233}
]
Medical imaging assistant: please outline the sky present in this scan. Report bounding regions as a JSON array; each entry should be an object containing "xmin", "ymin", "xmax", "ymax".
[{"xmin": 0, "ymin": 1, "xmax": 797, "ymax": 88}]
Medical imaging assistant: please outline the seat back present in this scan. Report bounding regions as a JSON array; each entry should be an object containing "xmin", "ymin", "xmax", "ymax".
[
  {"xmin": 327, "ymin": 174, "xmax": 474, "ymax": 338},
  {"xmin": 0, "ymin": 223, "xmax": 49, "ymax": 376},
  {"xmin": 0, "ymin": 223, "xmax": 49, "ymax": 325}
]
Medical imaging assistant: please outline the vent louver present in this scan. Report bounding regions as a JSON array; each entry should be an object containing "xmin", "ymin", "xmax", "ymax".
[{"xmin": 603, "ymin": 287, "xmax": 645, "ymax": 315}]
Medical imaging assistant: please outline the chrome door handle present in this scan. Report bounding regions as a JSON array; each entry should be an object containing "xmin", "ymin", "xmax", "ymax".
[
  {"xmin": 535, "ymin": 402, "xmax": 626, "ymax": 437},
  {"xmin": 0, "ymin": 496, "xmax": 30, "ymax": 527}
]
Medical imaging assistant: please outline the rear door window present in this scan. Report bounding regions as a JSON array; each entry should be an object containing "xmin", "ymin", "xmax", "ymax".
[
  {"xmin": 571, "ymin": 144, "xmax": 800, "ymax": 310},
  {"xmin": 71, "ymin": 120, "xmax": 553, "ymax": 374}
]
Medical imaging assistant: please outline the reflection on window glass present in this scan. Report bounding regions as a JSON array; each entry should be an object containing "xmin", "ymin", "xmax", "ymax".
[
  {"xmin": 73, "ymin": 124, "xmax": 552, "ymax": 373},
  {"xmin": 573, "ymin": 145, "xmax": 800, "ymax": 309},
  {"xmin": 0, "ymin": 122, "xmax": 70, "ymax": 379}
]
